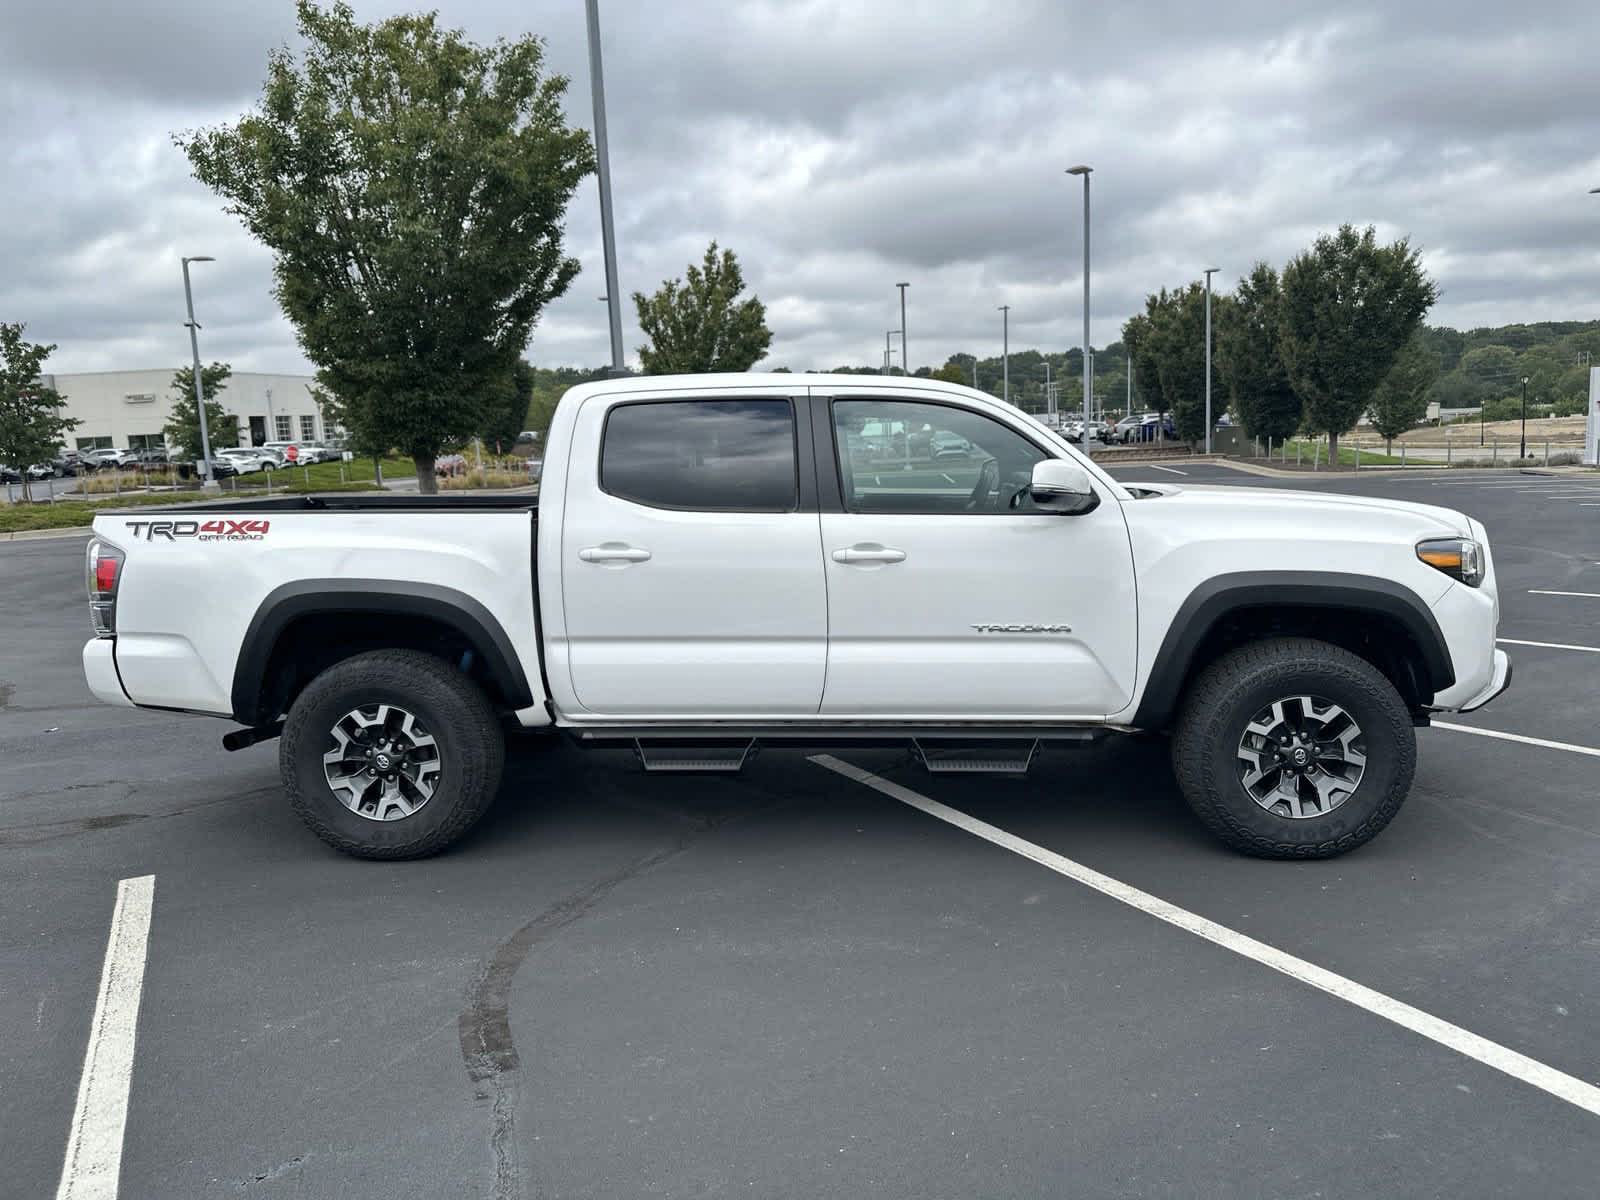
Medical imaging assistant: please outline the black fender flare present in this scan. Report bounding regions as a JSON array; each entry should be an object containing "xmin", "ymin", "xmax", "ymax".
[
  {"xmin": 231, "ymin": 579, "xmax": 535, "ymax": 724},
  {"xmin": 1130, "ymin": 571, "xmax": 1454, "ymax": 729}
]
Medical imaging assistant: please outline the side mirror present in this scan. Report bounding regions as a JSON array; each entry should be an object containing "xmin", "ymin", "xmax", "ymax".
[{"xmin": 1027, "ymin": 459, "xmax": 1099, "ymax": 515}]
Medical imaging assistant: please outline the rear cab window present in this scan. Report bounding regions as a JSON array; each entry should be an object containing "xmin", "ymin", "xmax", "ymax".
[{"xmin": 600, "ymin": 399, "xmax": 798, "ymax": 511}]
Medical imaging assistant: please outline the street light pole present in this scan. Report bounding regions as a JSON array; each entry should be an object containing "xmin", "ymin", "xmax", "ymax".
[
  {"xmin": 1520, "ymin": 376, "xmax": 1529, "ymax": 460},
  {"xmin": 180, "ymin": 255, "xmax": 218, "ymax": 490},
  {"xmin": 998, "ymin": 306, "xmax": 1010, "ymax": 404},
  {"xmin": 1203, "ymin": 267, "xmax": 1219, "ymax": 454},
  {"xmin": 1066, "ymin": 166, "xmax": 1093, "ymax": 451},
  {"xmin": 585, "ymin": 0, "xmax": 626, "ymax": 377},
  {"xmin": 1044, "ymin": 360, "xmax": 1052, "ymax": 422},
  {"xmin": 896, "ymin": 282, "xmax": 909, "ymax": 376},
  {"xmin": 885, "ymin": 329, "xmax": 900, "ymax": 377}
]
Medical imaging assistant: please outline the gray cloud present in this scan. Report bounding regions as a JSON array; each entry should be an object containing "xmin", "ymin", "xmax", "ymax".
[{"xmin": 2, "ymin": 0, "xmax": 1598, "ymax": 377}]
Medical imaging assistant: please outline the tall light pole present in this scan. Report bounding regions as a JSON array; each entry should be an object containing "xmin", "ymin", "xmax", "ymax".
[
  {"xmin": 998, "ymin": 305, "xmax": 1010, "ymax": 404},
  {"xmin": 1203, "ymin": 267, "xmax": 1219, "ymax": 454},
  {"xmin": 1066, "ymin": 165, "xmax": 1092, "ymax": 450},
  {"xmin": 180, "ymin": 255, "xmax": 218, "ymax": 489},
  {"xmin": 1044, "ymin": 360, "xmax": 1052, "ymax": 421},
  {"xmin": 585, "ymin": 0, "xmax": 626, "ymax": 376},
  {"xmin": 896, "ymin": 282, "xmax": 909, "ymax": 376},
  {"xmin": 885, "ymin": 329, "xmax": 901, "ymax": 377},
  {"xmin": 1520, "ymin": 376, "xmax": 1529, "ymax": 460}
]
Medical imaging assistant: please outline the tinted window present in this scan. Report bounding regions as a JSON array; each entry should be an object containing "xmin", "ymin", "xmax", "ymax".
[
  {"xmin": 832, "ymin": 399, "xmax": 1049, "ymax": 514},
  {"xmin": 602, "ymin": 399, "xmax": 797, "ymax": 511}
]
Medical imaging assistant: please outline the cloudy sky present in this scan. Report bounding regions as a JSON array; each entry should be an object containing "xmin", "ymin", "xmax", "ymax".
[{"xmin": 3, "ymin": 0, "xmax": 1598, "ymax": 377}]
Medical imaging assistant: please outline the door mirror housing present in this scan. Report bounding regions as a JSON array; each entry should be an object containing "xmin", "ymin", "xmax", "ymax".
[{"xmin": 1027, "ymin": 459, "xmax": 1099, "ymax": 515}]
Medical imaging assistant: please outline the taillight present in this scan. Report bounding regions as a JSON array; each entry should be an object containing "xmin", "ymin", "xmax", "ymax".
[{"xmin": 86, "ymin": 539, "xmax": 124, "ymax": 637}]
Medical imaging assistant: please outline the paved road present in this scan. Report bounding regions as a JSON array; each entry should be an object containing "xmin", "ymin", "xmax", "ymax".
[{"xmin": 3, "ymin": 468, "xmax": 1598, "ymax": 1197}]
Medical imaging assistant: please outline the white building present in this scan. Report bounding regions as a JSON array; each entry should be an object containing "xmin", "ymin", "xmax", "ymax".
[{"xmin": 40, "ymin": 369, "xmax": 332, "ymax": 454}]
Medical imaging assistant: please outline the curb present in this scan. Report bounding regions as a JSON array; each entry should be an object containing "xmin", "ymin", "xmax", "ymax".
[{"xmin": 2, "ymin": 526, "xmax": 94, "ymax": 542}]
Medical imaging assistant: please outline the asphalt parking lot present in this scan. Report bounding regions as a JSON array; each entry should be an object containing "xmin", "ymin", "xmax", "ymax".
[{"xmin": 3, "ymin": 465, "xmax": 1599, "ymax": 1198}]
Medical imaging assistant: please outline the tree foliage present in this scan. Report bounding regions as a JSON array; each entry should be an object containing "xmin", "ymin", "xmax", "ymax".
[
  {"xmin": 1216, "ymin": 262, "xmax": 1302, "ymax": 442},
  {"xmin": 165, "ymin": 363, "xmax": 239, "ymax": 464},
  {"xmin": 1368, "ymin": 333, "xmax": 1439, "ymax": 451},
  {"xmin": 478, "ymin": 359, "xmax": 534, "ymax": 451},
  {"xmin": 177, "ymin": 1, "xmax": 594, "ymax": 492},
  {"xmin": 1278, "ymin": 224, "xmax": 1438, "ymax": 460},
  {"xmin": 1130, "ymin": 286, "xmax": 1221, "ymax": 444},
  {"xmin": 633, "ymin": 242, "xmax": 772, "ymax": 374},
  {"xmin": 1120, "ymin": 314, "xmax": 1165, "ymax": 420},
  {"xmin": 0, "ymin": 323, "xmax": 79, "ymax": 501}
]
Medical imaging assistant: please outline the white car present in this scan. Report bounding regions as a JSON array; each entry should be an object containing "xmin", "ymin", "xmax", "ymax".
[
  {"xmin": 218, "ymin": 449, "xmax": 272, "ymax": 474},
  {"xmin": 83, "ymin": 448, "xmax": 137, "ymax": 469},
  {"xmin": 81, "ymin": 374, "xmax": 1508, "ymax": 862}
]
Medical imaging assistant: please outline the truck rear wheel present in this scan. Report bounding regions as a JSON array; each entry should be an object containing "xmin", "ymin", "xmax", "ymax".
[
  {"xmin": 279, "ymin": 649, "xmax": 505, "ymax": 859},
  {"xmin": 1170, "ymin": 637, "xmax": 1415, "ymax": 859}
]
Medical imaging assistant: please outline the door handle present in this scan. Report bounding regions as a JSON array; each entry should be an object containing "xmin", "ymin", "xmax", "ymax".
[
  {"xmin": 831, "ymin": 544, "xmax": 907, "ymax": 564},
  {"xmin": 579, "ymin": 543, "xmax": 652, "ymax": 564}
]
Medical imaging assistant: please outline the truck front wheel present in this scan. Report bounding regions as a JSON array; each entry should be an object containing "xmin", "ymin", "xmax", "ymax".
[
  {"xmin": 279, "ymin": 649, "xmax": 505, "ymax": 859},
  {"xmin": 1170, "ymin": 637, "xmax": 1416, "ymax": 859}
]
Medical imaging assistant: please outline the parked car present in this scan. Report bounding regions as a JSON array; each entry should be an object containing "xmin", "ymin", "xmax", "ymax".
[
  {"xmin": 1133, "ymin": 415, "xmax": 1176, "ymax": 443},
  {"xmin": 131, "ymin": 447, "xmax": 170, "ymax": 468},
  {"xmin": 50, "ymin": 452, "xmax": 81, "ymax": 477},
  {"xmin": 26, "ymin": 463, "xmax": 57, "ymax": 481},
  {"xmin": 0, "ymin": 464, "xmax": 20, "ymax": 483},
  {"xmin": 930, "ymin": 431, "xmax": 973, "ymax": 460},
  {"xmin": 83, "ymin": 448, "xmax": 137, "ymax": 470},
  {"xmin": 1111, "ymin": 415, "xmax": 1144, "ymax": 443},
  {"xmin": 82, "ymin": 374, "xmax": 1509, "ymax": 863},
  {"xmin": 218, "ymin": 449, "xmax": 271, "ymax": 474},
  {"xmin": 175, "ymin": 457, "xmax": 240, "ymax": 482}
]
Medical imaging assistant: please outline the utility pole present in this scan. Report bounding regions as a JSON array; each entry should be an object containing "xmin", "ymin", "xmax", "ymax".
[
  {"xmin": 1203, "ymin": 267, "xmax": 1220, "ymax": 454},
  {"xmin": 180, "ymin": 255, "xmax": 218, "ymax": 489},
  {"xmin": 998, "ymin": 306, "xmax": 1011, "ymax": 404},
  {"xmin": 896, "ymin": 282, "xmax": 909, "ymax": 376},
  {"xmin": 585, "ymin": 0, "xmax": 626, "ymax": 376},
  {"xmin": 1067, "ymin": 165, "xmax": 1093, "ymax": 451},
  {"xmin": 1520, "ymin": 376, "xmax": 1529, "ymax": 460},
  {"xmin": 1045, "ymin": 360, "xmax": 1052, "ymax": 421}
]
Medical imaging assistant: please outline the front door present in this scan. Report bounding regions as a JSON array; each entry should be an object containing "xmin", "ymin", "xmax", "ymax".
[
  {"xmin": 817, "ymin": 391, "xmax": 1137, "ymax": 719},
  {"xmin": 558, "ymin": 390, "xmax": 827, "ymax": 717},
  {"xmin": 249, "ymin": 416, "xmax": 266, "ymax": 447}
]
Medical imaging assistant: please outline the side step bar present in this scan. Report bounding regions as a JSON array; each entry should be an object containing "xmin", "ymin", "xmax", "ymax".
[
  {"xmin": 633, "ymin": 739, "xmax": 758, "ymax": 774},
  {"xmin": 914, "ymin": 738, "xmax": 1039, "ymax": 775}
]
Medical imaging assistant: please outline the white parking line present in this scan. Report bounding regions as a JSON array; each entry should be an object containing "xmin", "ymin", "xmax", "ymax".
[
  {"xmin": 1528, "ymin": 590, "xmax": 1600, "ymax": 599},
  {"xmin": 808, "ymin": 756, "xmax": 1600, "ymax": 1119},
  {"xmin": 1498, "ymin": 637, "xmax": 1600, "ymax": 654},
  {"xmin": 56, "ymin": 875, "xmax": 155, "ymax": 1200},
  {"xmin": 1148, "ymin": 465, "xmax": 1188, "ymax": 476},
  {"xmin": 1432, "ymin": 722, "xmax": 1600, "ymax": 760}
]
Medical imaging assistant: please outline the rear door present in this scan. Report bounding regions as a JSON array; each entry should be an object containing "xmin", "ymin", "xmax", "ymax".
[
  {"xmin": 814, "ymin": 388, "xmax": 1137, "ymax": 719},
  {"xmin": 557, "ymin": 387, "xmax": 827, "ymax": 717}
]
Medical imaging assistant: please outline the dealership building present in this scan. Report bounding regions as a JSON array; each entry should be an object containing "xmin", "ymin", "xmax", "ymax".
[{"xmin": 40, "ymin": 368, "xmax": 332, "ymax": 454}]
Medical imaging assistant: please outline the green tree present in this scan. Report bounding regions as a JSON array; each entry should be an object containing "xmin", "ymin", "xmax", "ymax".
[
  {"xmin": 478, "ymin": 361, "xmax": 533, "ymax": 453},
  {"xmin": 0, "ymin": 323, "xmax": 79, "ymax": 501},
  {"xmin": 165, "ymin": 363, "xmax": 239, "ymax": 466},
  {"xmin": 1368, "ymin": 333, "xmax": 1439, "ymax": 453},
  {"xmin": 1136, "ymin": 285, "xmax": 1220, "ymax": 445},
  {"xmin": 930, "ymin": 363, "xmax": 968, "ymax": 386},
  {"xmin": 1216, "ymin": 262, "xmax": 1301, "ymax": 442},
  {"xmin": 633, "ymin": 242, "xmax": 772, "ymax": 374},
  {"xmin": 1121, "ymin": 310, "xmax": 1167, "ymax": 424},
  {"xmin": 1278, "ymin": 224, "xmax": 1438, "ymax": 462},
  {"xmin": 178, "ymin": 1, "xmax": 595, "ymax": 492}
]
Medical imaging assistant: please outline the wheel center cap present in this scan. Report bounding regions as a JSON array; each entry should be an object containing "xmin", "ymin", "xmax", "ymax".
[
  {"xmin": 1290, "ymin": 746, "xmax": 1310, "ymax": 767},
  {"xmin": 374, "ymin": 752, "xmax": 394, "ymax": 771}
]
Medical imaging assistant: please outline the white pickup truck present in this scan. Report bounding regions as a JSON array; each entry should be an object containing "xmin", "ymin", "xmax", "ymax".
[{"xmin": 81, "ymin": 375, "xmax": 1509, "ymax": 860}]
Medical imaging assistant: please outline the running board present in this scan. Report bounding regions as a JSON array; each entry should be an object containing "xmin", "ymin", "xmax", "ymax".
[
  {"xmin": 632, "ymin": 739, "xmax": 757, "ymax": 774},
  {"xmin": 913, "ymin": 738, "xmax": 1040, "ymax": 775}
]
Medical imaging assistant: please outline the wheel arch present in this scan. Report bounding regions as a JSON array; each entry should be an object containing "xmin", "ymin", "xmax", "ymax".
[
  {"xmin": 1131, "ymin": 571, "xmax": 1454, "ymax": 730},
  {"xmin": 232, "ymin": 579, "xmax": 534, "ymax": 726}
]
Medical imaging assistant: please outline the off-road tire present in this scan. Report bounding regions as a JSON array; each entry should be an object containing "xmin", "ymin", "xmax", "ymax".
[
  {"xmin": 1171, "ymin": 637, "xmax": 1415, "ymax": 859},
  {"xmin": 280, "ymin": 649, "xmax": 504, "ymax": 859}
]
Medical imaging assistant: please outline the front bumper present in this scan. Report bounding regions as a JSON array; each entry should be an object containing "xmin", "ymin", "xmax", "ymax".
[
  {"xmin": 82, "ymin": 638, "xmax": 133, "ymax": 708},
  {"xmin": 1452, "ymin": 648, "xmax": 1511, "ymax": 713}
]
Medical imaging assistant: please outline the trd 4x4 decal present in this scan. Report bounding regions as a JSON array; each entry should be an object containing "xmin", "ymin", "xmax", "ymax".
[{"xmin": 125, "ymin": 519, "xmax": 270, "ymax": 542}]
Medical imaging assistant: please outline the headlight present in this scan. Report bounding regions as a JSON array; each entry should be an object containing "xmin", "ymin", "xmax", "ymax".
[{"xmin": 1417, "ymin": 537, "xmax": 1483, "ymax": 587}]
